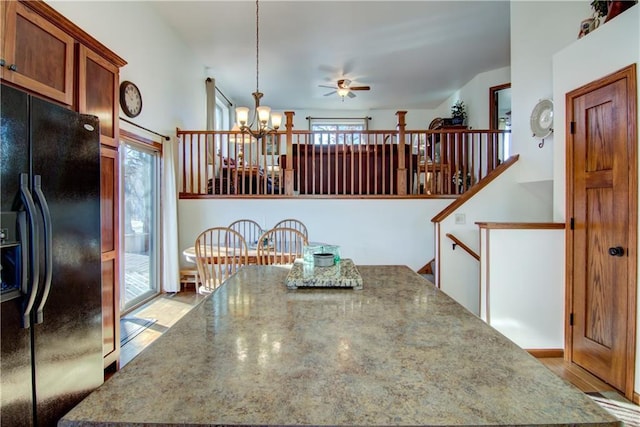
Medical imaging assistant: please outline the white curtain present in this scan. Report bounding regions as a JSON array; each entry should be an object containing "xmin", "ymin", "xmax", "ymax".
[{"xmin": 161, "ymin": 137, "xmax": 180, "ymax": 292}]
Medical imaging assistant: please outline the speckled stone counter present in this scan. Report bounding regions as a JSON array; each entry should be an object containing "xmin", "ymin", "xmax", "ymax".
[
  {"xmin": 286, "ymin": 258, "xmax": 363, "ymax": 289},
  {"xmin": 59, "ymin": 265, "xmax": 619, "ymax": 427}
]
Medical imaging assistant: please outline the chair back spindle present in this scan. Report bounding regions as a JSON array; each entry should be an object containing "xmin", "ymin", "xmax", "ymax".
[{"xmin": 194, "ymin": 227, "xmax": 249, "ymax": 293}]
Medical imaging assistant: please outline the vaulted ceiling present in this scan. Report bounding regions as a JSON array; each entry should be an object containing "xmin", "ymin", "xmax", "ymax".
[{"xmin": 149, "ymin": 1, "xmax": 511, "ymax": 111}]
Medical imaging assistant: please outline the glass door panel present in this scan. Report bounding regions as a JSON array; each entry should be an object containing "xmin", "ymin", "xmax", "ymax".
[{"xmin": 121, "ymin": 141, "xmax": 160, "ymax": 311}]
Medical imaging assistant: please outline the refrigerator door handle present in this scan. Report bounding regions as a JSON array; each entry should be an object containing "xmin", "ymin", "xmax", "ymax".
[
  {"xmin": 14, "ymin": 173, "xmax": 39, "ymax": 328},
  {"xmin": 33, "ymin": 175, "xmax": 52, "ymax": 325}
]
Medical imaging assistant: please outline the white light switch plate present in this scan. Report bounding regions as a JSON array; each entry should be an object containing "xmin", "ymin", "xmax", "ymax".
[{"xmin": 455, "ymin": 213, "xmax": 466, "ymax": 225}]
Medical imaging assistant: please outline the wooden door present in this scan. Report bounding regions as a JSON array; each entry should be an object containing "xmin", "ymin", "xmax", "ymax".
[{"xmin": 566, "ymin": 64, "xmax": 637, "ymax": 398}]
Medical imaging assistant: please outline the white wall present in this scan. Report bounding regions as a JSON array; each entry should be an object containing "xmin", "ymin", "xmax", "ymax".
[
  {"xmin": 47, "ymin": 1, "xmax": 207, "ymax": 134},
  {"xmin": 480, "ymin": 227, "xmax": 565, "ymax": 349},
  {"xmin": 179, "ymin": 199, "xmax": 451, "ymax": 271},
  {"xmin": 438, "ymin": 161, "xmax": 553, "ymax": 315},
  {"xmin": 552, "ymin": 4, "xmax": 640, "ymax": 397},
  {"xmin": 433, "ymin": 66, "xmax": 511, "ymax": 130},
  {"xmin": 510, "ymin": 1, "xmax": 591, "ymax": 184}
]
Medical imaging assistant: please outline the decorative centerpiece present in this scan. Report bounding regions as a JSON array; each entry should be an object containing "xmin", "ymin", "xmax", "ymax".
[{"xmin": 285, "ymin": 258, "xmax": 363, "ymax": 290}]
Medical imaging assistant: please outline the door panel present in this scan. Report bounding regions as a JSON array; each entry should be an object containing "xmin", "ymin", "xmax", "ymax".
[
  {"xmin": 568, "ymin": 66, "xmax": 636, "ymax": 396},
  {"xmin": 0, "ymin": 84, "xmax": 33, "ymax": 427},
  {"xmin": 30, "ymin": 96, "xmax": 103, "ymax": 425}
]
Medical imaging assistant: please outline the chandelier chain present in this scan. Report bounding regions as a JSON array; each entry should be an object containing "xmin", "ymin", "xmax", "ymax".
[{"xmin": 255, "ymin": 0, "xmax": 259, "ymax": 94}]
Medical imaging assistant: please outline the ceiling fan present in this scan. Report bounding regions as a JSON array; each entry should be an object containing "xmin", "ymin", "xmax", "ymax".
[{"xmin": 319, "ymin": 79, "xmax": 370, "ymax": 100}]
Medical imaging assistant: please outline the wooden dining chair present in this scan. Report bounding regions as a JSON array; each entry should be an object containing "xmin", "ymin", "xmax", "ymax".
[
  {"xmin": 228, "ymin": 219, "xmax": 264, "ymax": 247},
  {"xmin": 273, "ymin": 218, "xmax": 308, "ymax": 240},
  {"xmin": 194, "ymin": 227, "xmax": 248, "ymax": 294},
  {"xmin": 256, "ymin": 227, "xmax": 308, "ymax": 265}
]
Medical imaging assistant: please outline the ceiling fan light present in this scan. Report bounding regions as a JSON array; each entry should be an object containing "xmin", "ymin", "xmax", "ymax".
[{"xmin": 337, "ymin": 87, "xmax": 350, "ymax": 98}]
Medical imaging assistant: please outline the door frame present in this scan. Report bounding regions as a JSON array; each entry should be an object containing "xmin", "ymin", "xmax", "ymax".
[
  {"xmin": 489, "ymin": 83, "xmax": 511, "ymax": 130},
  {"xmin": 565, "ymin": 64, "xmax": 637, "ymax": 399},
  {"xmin": 119, "ymin": 129, "xmax": 163, "ymax": 314}
]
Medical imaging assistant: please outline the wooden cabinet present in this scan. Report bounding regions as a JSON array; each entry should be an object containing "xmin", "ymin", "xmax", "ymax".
[
  {"xmin": 78, "ymin": 45, "xmax": 119, "ymax": 147},
  {"xmin": 100, "ymin": 147, "xmax": 120, "ymax": 369},
  {"xmin": 1, "ymin": 1, "xmax": 75, "ymax": 105},
  {"xmin": 2, "ymin": 0, "xmax": 127, "ymax": 371},
  {"xmin": 78, "ymin": 46, "xmax": 122, "ymax": 369}
]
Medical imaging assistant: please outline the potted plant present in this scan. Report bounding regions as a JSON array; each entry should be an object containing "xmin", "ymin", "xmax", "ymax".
[
  {"xmin": 590, "ymin": 0, "xmax": 608, "ymax": 18},
  {"xmin": 451, "ymin": 100, "xmax": 467, "ymax": 125},
  {"xmin": 591, "ymin": 0, "xmax": 638, "ymax": 23}
]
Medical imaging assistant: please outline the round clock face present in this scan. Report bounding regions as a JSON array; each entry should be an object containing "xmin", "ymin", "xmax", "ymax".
[{"xmin": 120, "ymin": 81, "xmax": 142, "ymax": 118}]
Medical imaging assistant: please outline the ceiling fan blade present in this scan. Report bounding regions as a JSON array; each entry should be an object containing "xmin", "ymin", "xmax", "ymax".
[
  {"xmin": 318, "ymin": 84, "xmax": 337, "ymax": 89},
  {"xmin": 350, "ymin": 86, "xmax": 370, "ymax": 91},
  {"xmin": 324, "ymin": 91, "xmax": 336, "ymax": 97},
  {"xmin": 348, "ymin": 92, "xmax": 357, "ymax": 98}
]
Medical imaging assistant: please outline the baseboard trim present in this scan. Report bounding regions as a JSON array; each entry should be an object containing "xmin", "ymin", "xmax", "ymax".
[{"xmin": 527, "ymin": 349, "xmax": 564, "ymax": 358}]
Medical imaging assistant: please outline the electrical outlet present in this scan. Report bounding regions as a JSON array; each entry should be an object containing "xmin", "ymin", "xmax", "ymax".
[{"xmin": 454, "ymin": 213, "xmax": 466, "ymax": 225}]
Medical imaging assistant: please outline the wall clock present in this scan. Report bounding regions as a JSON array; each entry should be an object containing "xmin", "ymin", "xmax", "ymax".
[
  {"xmin": 119, "ymin": 81, "xmax": 143, "ymax": 118},
  {"xmin": 530, "ymin": 99, "xmax": 553, "ymax": 147}
]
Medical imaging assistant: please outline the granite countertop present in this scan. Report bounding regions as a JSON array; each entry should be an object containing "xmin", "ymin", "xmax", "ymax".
[
  {"xmin": 286, "ymin": 258, "xmax": 363, "ymax": 289},
  {"xmin": 59, "ymin": 265, "xmax": 619, "ymax": 426}
]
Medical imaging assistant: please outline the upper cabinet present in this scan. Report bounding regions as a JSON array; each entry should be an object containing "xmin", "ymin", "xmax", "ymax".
[
  {"xmin": 1, "ymin": 1, "xmax": 75, "ymax": 105},
  {"xmin": 78, "ymin": 45, "xmax": 119, "ymax": 147}
]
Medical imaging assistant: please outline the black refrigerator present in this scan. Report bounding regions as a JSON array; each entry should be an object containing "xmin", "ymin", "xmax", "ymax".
[{"xmin": 1, "ymin": 84, "xmax": 103, "ymax": 426}]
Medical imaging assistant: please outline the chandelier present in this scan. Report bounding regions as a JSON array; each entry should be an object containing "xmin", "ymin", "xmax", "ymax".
[{"xmin": 235, "ymin": 0, "xmax": 282, "ymax": 139}]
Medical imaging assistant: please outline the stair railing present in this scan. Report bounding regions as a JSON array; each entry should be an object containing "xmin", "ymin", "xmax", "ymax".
[{"xmin": 446, "ymin": 233, "xmax": 479, "ymax": 260}]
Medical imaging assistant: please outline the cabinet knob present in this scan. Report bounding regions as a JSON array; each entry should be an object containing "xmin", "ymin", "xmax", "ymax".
[
  {"xmin": 8, "ymin": 64, "xmax": 17, "ymax": 71},
  {"xmin": 0, "ymin": 59, "xmax": 5, "ymax": 67}
]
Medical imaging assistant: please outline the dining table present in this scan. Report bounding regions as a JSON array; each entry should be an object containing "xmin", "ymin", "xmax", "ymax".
[
  {"xmin": 59, "ymin": 264, "xmax": 619, "ymax": 426},
  {"xmin": 182, "ymin": 244, "xmax": 259, "ymax": 265},
  {"xmin": 182, "ymin": 241, "xmax": 329, "ymax": 266}
]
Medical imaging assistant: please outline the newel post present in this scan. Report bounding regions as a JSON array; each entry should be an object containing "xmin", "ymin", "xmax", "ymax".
[
  {"xmin": 396, "ymin": 110, "xmax": 408, "ymax": 195},
  {"xmin": 284, "ymin": 111, "xmax": 295, "ymax": 196}
]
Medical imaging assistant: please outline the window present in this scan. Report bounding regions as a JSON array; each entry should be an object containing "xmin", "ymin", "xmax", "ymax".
[
  {"xmin": 121, "ymin": 135, "xmax": 161, "ymax": 312},
  {"xmin": 309, "ymin": 118, "xmax": 368, "ymax": 145},
  {"xmin": 215, "ymin": 95, "xmax": 230, "ymax": 130}
]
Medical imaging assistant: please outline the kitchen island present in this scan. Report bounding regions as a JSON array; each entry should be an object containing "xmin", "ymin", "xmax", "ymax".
[{"xmin": 60, "ymin": 265, "xmax": 619, "ymax": 426}]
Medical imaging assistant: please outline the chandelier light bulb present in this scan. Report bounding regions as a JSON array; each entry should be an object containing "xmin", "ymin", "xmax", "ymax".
[
  {"xmin": 257, "ymin": 106, "xmax": 271, "ymax": 125},
  {"xmin": 235, "ymin": 107, "xmax": 249, "ymax": 126},
  {"xmin": 271, "ymin": 112, "xmax": 282, "ymax": 130}
]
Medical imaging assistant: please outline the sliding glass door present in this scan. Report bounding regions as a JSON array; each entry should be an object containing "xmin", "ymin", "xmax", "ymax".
[{"xmin": 121, "ymin": 138, "xmax": 160, "ymax": 312}]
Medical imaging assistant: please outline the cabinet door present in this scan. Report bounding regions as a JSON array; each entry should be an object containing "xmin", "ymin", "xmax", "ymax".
[
  {"xmin": 1, "ymin": 1, "xmax": 74, "ymax": 105},
  {"xmin": 78, "ymin": 45, "xmax": 119, "ymax": 147},
  {"xmin": 101, "ymin": 145, "xmax": 120, "ymax": 369}
]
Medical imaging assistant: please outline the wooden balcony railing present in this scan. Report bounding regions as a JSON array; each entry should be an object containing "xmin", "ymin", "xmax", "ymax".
[{"xmin": 177, "ymin": 111, "xmax": 510, "ymax": 198}]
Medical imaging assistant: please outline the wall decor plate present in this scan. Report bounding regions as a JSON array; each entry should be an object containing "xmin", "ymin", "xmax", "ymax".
[{"xmin": 530, "ymin": 99, "xmax": 554, "ymax": 139}]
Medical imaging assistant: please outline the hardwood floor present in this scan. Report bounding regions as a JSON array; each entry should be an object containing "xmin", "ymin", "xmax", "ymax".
[
  {"xmin": 537, "ymin": 357, "xmax": 616, "ymax": 393},
  {"xmin": 119, "ymin": 289, "xmax": 204, "ymax": 367}
]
